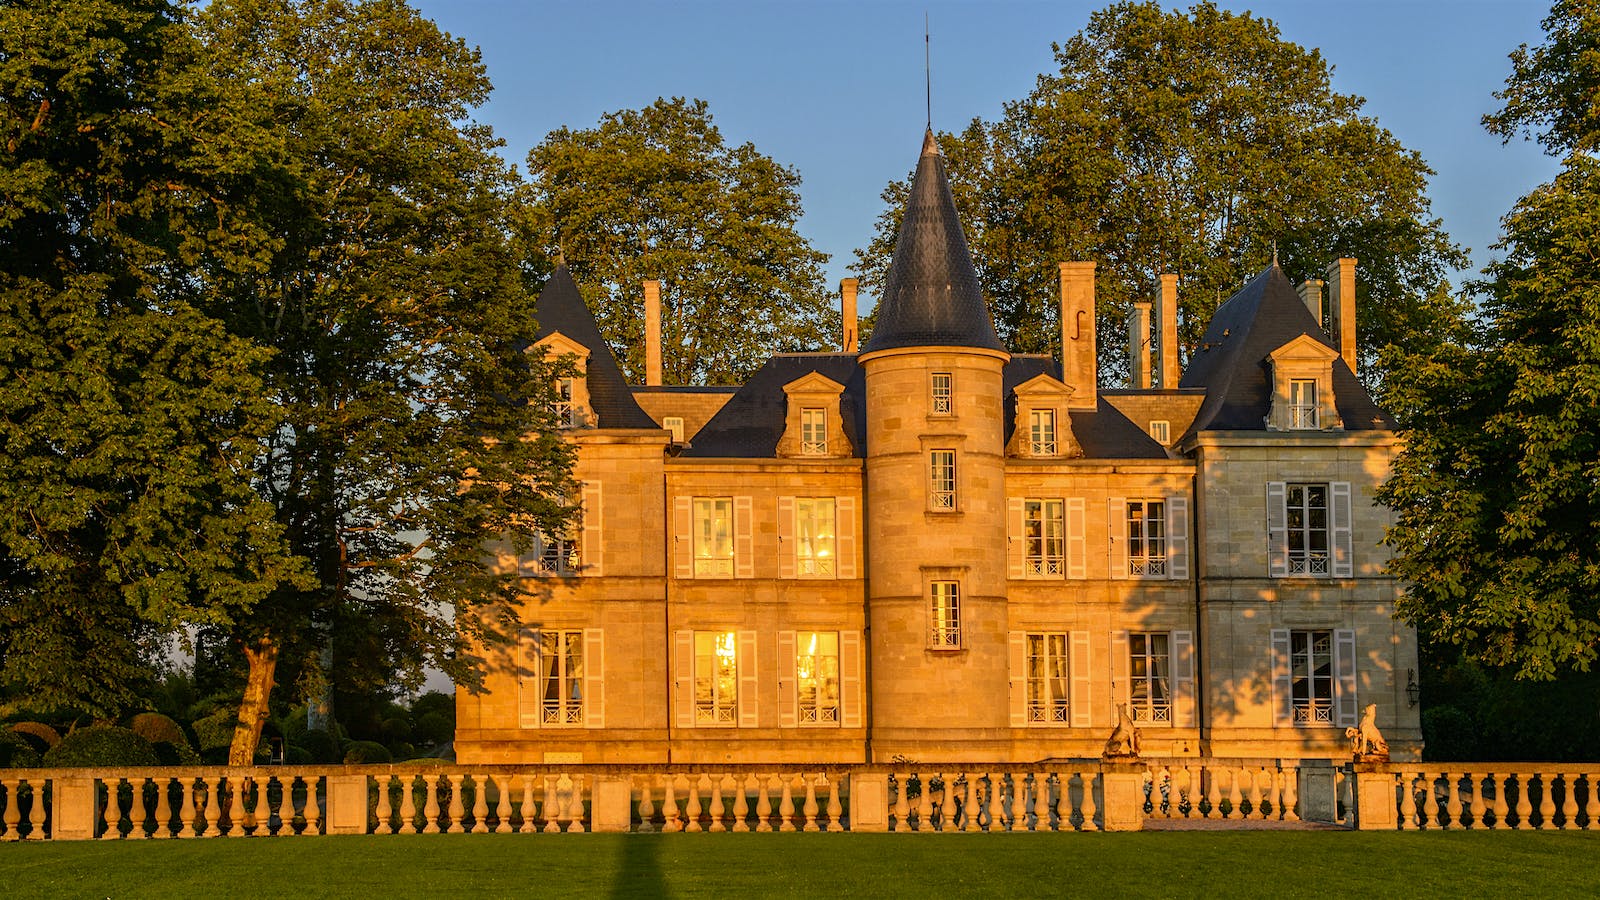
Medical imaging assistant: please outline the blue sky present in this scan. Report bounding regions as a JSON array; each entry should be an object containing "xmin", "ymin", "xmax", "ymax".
[{"xmin": 411, "ymin": 0, "xmax": 1562, "ymax": 303}]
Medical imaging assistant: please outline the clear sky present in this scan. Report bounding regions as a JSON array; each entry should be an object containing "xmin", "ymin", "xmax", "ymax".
[{"xmin": 410, "ymin": 0, "xmax": 1562, "ymax": 305}]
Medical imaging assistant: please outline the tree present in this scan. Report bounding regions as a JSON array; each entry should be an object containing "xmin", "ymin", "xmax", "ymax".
[
  {"xmin": 0, "ymin": 0, "xmax": 306, "ymax": 715},
  {"xmin": 1484, "ymin": 0, "xmax": 1600, "ymax": 156},
  {"xmin": 1381, "ymin": 155, "xmax": 1600, "ymax": 681},
  {"xmin": 518, "ymin": 97, "xmax": 835, "ymax": 386},
  {"xmin": 193, "ymin": 0, "xmax": 575, "ymax": 763},
  {"xmin": 855, "ymin": 2, "xmax": 1467, "ymax": 385}
]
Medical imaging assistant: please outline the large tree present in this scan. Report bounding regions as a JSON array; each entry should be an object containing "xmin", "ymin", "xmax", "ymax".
[
  {"xmin": 856, "ymin": 2, "xmax": 1467, "ymax": 385},
  {"xmin": 193, "ymin": 0, "xmax": 575, "ymax": 762},
  {"xmin": 0, "ymin": 0, "xmax": 306, "ymax": 714},
  {"xmin": 517, "ymin": 97, "xmax": 835, "ymax": 386},
  {"xmin": 1484, "ymin": 0, "xmax": 1600, "ymax": 156}
]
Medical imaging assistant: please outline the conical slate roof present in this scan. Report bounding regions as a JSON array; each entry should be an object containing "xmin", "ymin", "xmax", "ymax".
[
  {"xmin": 863, "ymin": 131, "xmax": 1004, "ymax": 353},
  {"xmin": 529, "ymin": 266, "xmax": 657, "ymax": 429}
]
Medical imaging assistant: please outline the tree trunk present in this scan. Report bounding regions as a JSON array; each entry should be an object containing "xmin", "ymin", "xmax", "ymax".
[{"xmin": 229, "ymin": 636, "xmax": 279, "ymax": 766}]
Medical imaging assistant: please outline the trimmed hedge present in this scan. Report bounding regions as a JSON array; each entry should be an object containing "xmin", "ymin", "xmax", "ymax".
[
  {"xmin": 7, "ymin": 721, "xmax": 61, "ymax": 752},
  {"xmin": 342, "ymin": 741, "xmax": 391, "ymax": 764},
  {"xmin": 0, "ymin": 730, "xmax": 43, "ymax": 768},
  {"xmin": 43, "ymin": 726, "xmax": 160, "ymax": 768}
]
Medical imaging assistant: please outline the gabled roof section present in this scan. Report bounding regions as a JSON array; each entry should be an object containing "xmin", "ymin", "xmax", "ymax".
[
  {"xmin": 1178, "ymin": 265, "xmax": 1395, "ymax": 436},
  {"xmin": 528, "ymin": 265, "xmax": 657, "ymax": 430},
  {"xmin": 1003, "ymin": 356, "xmax": 1169, "ymax": 459},
  {"xmin": 682, "ymin": 354, "xmax": 866, "ymax": 458},
  {"xmin": 862, "ymin": 131, "xmax": 1004, "ymax": 354}
]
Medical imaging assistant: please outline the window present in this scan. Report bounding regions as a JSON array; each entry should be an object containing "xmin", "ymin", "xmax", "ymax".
[
  {"xmin": 1127, "ymin": 633, "xmax": 1171, "ymax": 723},
  {"xmin": 693, "ymin": 497, "xmax": 734, "ymax": 577},
  {"xmin": 795, "ymin": 498, "xmax": 836, "ymax": 576},
  {"xmin": 538, "ymin": 631, "xmax": 585, "ymax": 725},
  {"xmin": 663, "ymin": 416, "xmax": 685, "ymax": 443},
  {"xmin": 552, "ymin": 377, "xmax": 577, "ymax": 428},
  {"xmin": 1029, "ymin": 409, "xmax": 1057, "ymax": 456},
  {"xmin": 1289, "ymin": 379, "xmax": 1318, "ymax": 429},
  {"xmin": 1289, "ymin": 630, "xmax": 1334, "ymax": 725},
  {"xmin": 1287, "ymin": 483, "xmax": 1330, "ymax": 575},
  {"xmin": 533, "ymin": 531, "xmax": 579, "ymax": 576},
  {"xmin": 931, "ymin": 372, "xmax": 953, "ymax": 415},
  {"xmin": 929, "ymin": 581, "xmax": 960, "ymax": 648},
  {"xmin": 795, "ymin": 631, "xmax": 840, "ymax": 725},
  {"xmin": 1024, "ymin": 499, "xmax": 1064, "ymax": 577},
  {"xmin": 1025, "ymin": 633, "xmax": 1071, "ymax": 723},
  {"xmin": 1126, "ymin": 500, "xmax": 1167, "ymax": 576},
  {"xmin": 1149, "ymin": 420, "xmax": 1170, "ymax": 443},
  {"xmin": 693, "ymin": 631, "xmax": 739, "ymax": 725},
  {"xmin": 800, "ymin": 408, "xmax": 827, "ymax": 455},
  {"xmin": 929, "ymin": 450, "xmax": 956, "ymax": 510}
]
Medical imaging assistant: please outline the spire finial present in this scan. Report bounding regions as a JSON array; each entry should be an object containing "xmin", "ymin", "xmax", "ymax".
[
  {"xmin": 925, "ymin": 13, "xmax": 932, "ymax": 131},
  {"xmin": 1272, "ymin": 240, "xmax": 1279, "ymax": 268}
]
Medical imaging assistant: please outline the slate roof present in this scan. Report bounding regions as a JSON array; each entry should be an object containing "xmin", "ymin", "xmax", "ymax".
[
  {"xmin": 529, "ymin": 266, "xmax": 658, "ymax": 430},
  {"xmin": 863, "ymin": 131, "xmax": 1005, "ymax": 354},
  {"xmin": 1003, "ymin": 356, "xmax": 1170, "ymax": 459},
  {"xmin": 682, "ymin": 354, "xmax": 866, "ymax": 458},
  {"xmin": 1178, "ymin": 265, "xmax": 1395, "ymax": 437}
]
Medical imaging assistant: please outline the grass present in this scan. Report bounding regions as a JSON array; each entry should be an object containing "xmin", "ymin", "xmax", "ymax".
[{"xmin": 6, "ymin": 830, "xmax": 1600, "ymax": 898}]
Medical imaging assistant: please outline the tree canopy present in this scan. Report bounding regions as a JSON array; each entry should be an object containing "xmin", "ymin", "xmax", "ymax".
[
  {"xmin": 855, "ymin": 1, "xmax": 1467, "ymax": 384},
  {"xmin": 1484, "ymin": 0, "xmax": 1600, "ymax": 156},
  {"xmin": 517, "ymin": 97, "xmax": 835, "ymax": 386}
]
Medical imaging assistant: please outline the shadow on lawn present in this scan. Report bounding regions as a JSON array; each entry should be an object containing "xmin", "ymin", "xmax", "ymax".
[{"xmin": 609, "ymin": 834, "xmax": 667, "ymax": 898}]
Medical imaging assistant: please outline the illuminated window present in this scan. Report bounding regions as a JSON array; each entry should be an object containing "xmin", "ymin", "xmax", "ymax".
[
  {"xmin": 931, "ymin": 373, "xmax": 953, "ymax": 415},
  {"xmin": 929, "ymin": 450, "xmax": 956, "ymax": 510},
  {"xmin": 795, "ymin": 631, "xmax": 840, "ymax": 725},
  {"xmin": 795, "ymin": 498, "xmax": 836, "ymax": 577},
  {"xmin": 1127, "ymin": 632, "xmax": 1171, "ymax": 723},
  {"xmin": 538, "ymin": 630, "xmax": 585, "ymax": 726},
  {"xmin": 693, "ymin": 497, "xmax": 734, "ymax": 577},
  {"xmin": 1023, "ymin": 499, "xmax": 1064, "ymax": 577},
  {"xmin": 800, "ymin": 408, "xmax": 827, "ymax": 455},
  {"xmin": 693, "ymin": 631, "xmax": 739, "ymax": 726},
  {"xmin": 1025, "ymin": 633, "xmax": 1070, "ymax": 723},
  {"xmin": 929, "ymin": 581, "xmax": 961, "ymax": 648},
  {"xmin": 1029, "ymin": 409, "xmax": 1057, "ymax": 456},
  {"xmin": 1126, "ymin": 500, "xmax": 1167, "ymax": 576}
]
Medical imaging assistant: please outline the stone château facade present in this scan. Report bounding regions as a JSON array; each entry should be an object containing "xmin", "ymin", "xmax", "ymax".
[{"xmin": 454, "ymin": 132, "xmax": 1423, "ymax": 764}]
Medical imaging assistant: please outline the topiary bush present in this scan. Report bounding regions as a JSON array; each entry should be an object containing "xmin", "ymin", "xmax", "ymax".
[
  {"xmin": 413, "ymin": 711, "xmax": 453, "ymax": 748},
  {"xmin": 7, "ymin": 721, "xmax": 61, "ymax": 753},
  {"xmin": 298, "ymin": 728, "xmax": 338, "ymax": 764},
  {"xmin": 342, "ymin": 740, "xmax": 391, "ymax": 764},
  {"xmin": 0, "ymin": 730, "xmax": 43, "ymax": 768},
  {"xmin": 191, "ymin": 709, "xmax": 236, "ymax": 755},
  {"xmin": 43, "ymin": 726, "xmax": 160, "ymax": 768},
  {"xmin": 128, "ymin": 712, "xmax": 199, "ymax": 764}
]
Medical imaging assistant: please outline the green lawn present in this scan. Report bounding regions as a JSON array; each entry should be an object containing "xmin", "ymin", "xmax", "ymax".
[{"xmin": 5, "ymin": 831, "xmax": 1599, "ymax": 898}]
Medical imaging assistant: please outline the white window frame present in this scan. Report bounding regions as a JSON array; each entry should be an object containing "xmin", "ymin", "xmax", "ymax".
[
  {"xmin": 794, "ymin": 630, "xmax": 841, "ymax": 726},
  {"xmin": 931, "ymin": 372, "xmax": 953, "ymax": 415},
  {"xmin": 693, "ymin": 497, "xmax": 735, "ymax": 577},
  {"xmin": 663, "ymin": 416, "xmax": 685, "ymax": 443},
  {"xmin": 1028, "ymin": 409, "xmax": 1058, "ymax": 456},
  {"xmin": 800, "ymin": 407, "xmax": 827, "ymax": 455},
  {"xmin": 1024, "ymin": 632, "xmax": 1071, "ymax": 723},
  {"xmin": 929, "ymin": 581, "xmax": 961, "ymax": 649},
  {"xmin": 1127, "ymin": 499, "xmax": 1167, "ymax": 577},
  {"xmin": 794, "ymin": 497, "xmax": 836, "ymax": 577},
  {"xmin": 693, "ymin": 630, "xmax": 739, "ymax": 726},
  {"xmin": 538, "ymin": 630, "xmax": 586, "ymax": 726},
  {"xmin": 1127, "ymin": 632, "xmax": 1172, "ymax": 724},
  {"xmin": 929, "ymin": 449, "xmax": 957, "ymax": 510},
  {"xmin": 1289, "ymin": 378, "xmax": 1319, "ymax": 429},
  {"xmin": 1290, "ymin": 629, "xmax": 1334, "ymax": 725},
  {"xmin": 552, "ymin": 377, "xmax": 577, "ymax": 428},
  {"xmin": 1024, "ymin": 499, "xmax": 1064, "ymax": 577},
  {"xmin": 1287, "ymin": 483, "xmax": 1330, "ymax": 576}
]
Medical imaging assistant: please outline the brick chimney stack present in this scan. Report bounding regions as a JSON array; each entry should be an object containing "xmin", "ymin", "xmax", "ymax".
[
  {"xmin": 1059, "ymin": 262, "xmax": 1098, "ymax": 409},
  {"xmin": 644, "ymin": 279, "xmax": 662, "ymax": 386},
  {"xmin": 841, "ymin": 278, "xmax": 859, "ymax": 353}
]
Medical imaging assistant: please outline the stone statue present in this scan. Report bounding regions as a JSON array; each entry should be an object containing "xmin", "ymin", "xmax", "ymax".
[
  {"xmin": 1103, "ymin": 702, "xmax": 1142, "ymax": 758},
  {"xmin": 1345, "ymin": 703, "xmax": 1390, "ymax": 759}
]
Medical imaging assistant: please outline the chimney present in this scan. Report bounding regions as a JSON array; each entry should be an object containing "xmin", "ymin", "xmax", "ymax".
[
  {"xmin": 643, "ymin": 279, "xmax": 663, "ymax": 386},
  {"xmin": 1324, "ymin": 258, "xmax": 1357, "ymax": 375},
  {"xmin": 1059, "ymin": 261, "xmax": 1097, "ymax": 409},
  {"xmin": 1156, "ymin": 274, "xmax": 1179, "ymax": 389},
  {"xmin": 1296, "ymin": 278, "xmax": 1324, "ymax": 331},
  {"xmin": 840, "ymin": 277, "xmax": 859, "ymax": 353},
  {"xmin": 1128, "ymin": 301, "xmax": 1151, "ymax": 389}
]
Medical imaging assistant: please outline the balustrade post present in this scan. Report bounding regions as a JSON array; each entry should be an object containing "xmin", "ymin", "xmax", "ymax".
[
  {"xmin": 1585, "ymin": 774, "xmax": 1600, "ymax": 831},
  {"xmin": 1204, "ymin": 765, "xmax": 1222, "ymax": 820},
  {"xmin": 1445, "ymin": 772, "xmax": 1464, "ymax": 829},
  {"xmin": 101, "ymin": 777, "xmax": 123, "ymax": 840},
  {"xmin": 123, "ymin": 777, "xmax": 148, "ymax": 840},
  {"xmin": 1081, "ymin": 770, "xmax": 1100, "ymax": 831},
  {"xmin": 302, "ymin": 776, "xmax": 322, "ymax": 835},
  {"xmin": 177, "ymin": 777, "xmax": 196, "ymax": 838},
  {"xmin": 495, "ymin": 775, "xmax": 515, "ymax": 834},
  {"xmin": 1351, "ymin": 762, "xmax": 1399, "ymax": 831},
  {"xmin": 731, "ymin": 775, "xmax": 750, "ymax": 832},
  {"xmin": 470, "ymin": 774, "xmax": 490, "ymax": 834},
  {"xmin": 1491, "ymin": 773, "xmax": 1510, "ymax": 829},
  {"xmin": 446, "ymin": 774, "xmax": 466, "ymax": 834},
  {"xmin": 1560, "ymin": 773, "xmax": 1579, "ymax": 830},
  {"xmin": 1422, "ymin": 772, "xmax": 1442, "ymax": 829},
  {"xmin": 707, "ymin": 774, "xmax": 727, "ymax": 833},
  {"xmin": 801, "ymin": 775, "xmax": 821, "ymax": 832},
  {"xmin": 272, "ymin": 776, "xmax": 291, "ymax": 836},
  {"xmin": 892, "ymin": 774, "xmax": 908, "ymax": 832},
  {"xmin": 1, "ymin": 778, "xmax": 19, "ymax": 841},
  {"xmin": 754, "ymin": 776, "xmax": 773, "ymax": 833},
  {"xmin": 400, "ymin": 776, "xmax": 420, "ymax": 835},
  {"xmin": 985, "ymin": 773, "xmax": 1004, "ymax": 832},
  {"xmin": 1514, "ymin": 774, "xmax": 1534, "ymax": 830},
  {"xmin": 826, "ymin": 775, "xmax": 843, "ymax": 832},
  {"xmin": 913, "ymin": 773, "xmax": 932, "ymax": 832},
  {"xmin": 1099, "ymin": 761, "xmax": 1146, "ymax": 832},
  {"xmin": 1468, "ymin": 772, "xmax": 1487, "ymax": 829},
  {"xmin": 373, "ymin": 775, "xmax": 394, "ymax": 835},
  {"xmin": 517, "ymin": 774, "xmax": 537, "ymax": 835},
  {"xmin": 422, "ymin": 775, "xmax": 442, "ymax": 834},
  {"xmin": 660, "ymin": 776, "xmax": 681, "ymax": 834},
  {"xmin": 683, "ymin": 775, "xmax": 704, "ymax": 833},
  {"xmin": 568, "ymin": 774, "xmax": 588, "ymax": 833}
]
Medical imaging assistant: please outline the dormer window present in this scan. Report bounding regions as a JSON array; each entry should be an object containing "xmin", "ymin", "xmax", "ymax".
[
  {"xmin": 931, "ymin": 373, "xmax": 953, "ymax": 415},
  {"xmin": 1265, "ymin": 335, "xmax": 1343, "ymax": 432},
  {"xmin": 663, "ymin": 416, "xmax": 685, "ymax": 443},
  {"xmin": 801, "ymin": 408, "xmax": 827, "ymax": 455},
  {"xmin": 533, "ymin": 332, "xmax": 593, "ymax": 430},
  {"xmin": 553, "ymin": 378, "xmax": 577, "ymax": 428},
  {"xmin": 1150, "ymin": 420, "xmax": 1171, "ymax": 443},
  {"xmin": 1029, "ymin": 409, "xmax": 1057, "ymax": 456},
  {"xmin": 1289, "ymin": 380, "xmax": 1318, "ymax": 429}
]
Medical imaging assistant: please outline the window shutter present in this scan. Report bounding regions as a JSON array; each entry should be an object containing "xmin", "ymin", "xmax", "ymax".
[
  {"xmin": 518, "ymin": 628, "xmax": 540, "ymax": 729},
  {"xmin": 1065, "ymin": 498, "xmax": 1086, "ymax": 579},
  {"xmin": 1173, "ymin": 630, "xmax": 1196, "ymax": 728},
  {"xmin": 1270, "ymin": 628, "xmax": 1291, "ymax": 725},
  {"xmin": 734, "ymin": 496, "xmax": 755, "ymax": 579},
  {"xmin": 836, "ymin": 496, "xmax": 857, "ymax": 580},
  {"xmin": 673, "ymin": 497, "xmax": 693, "ymax": 579},
  {"xmin": 1110, "ymin": 630, "xmax": 1130, "ymax": 708},
  {"xmin": 777, "ymin": 630, "xmax": 797, "ymax": 728},
  {"xmin": 1335, "ymin": 628, "xmax": 1358, "ymax": 727},
  {"xmin": 582, "ymin": 482, "xmax": 603, "ymax": 577},
  {"xmin": 1007, "ymin": 498, "xmax": 1026, "ymax": 579},
  {"xmin": 674, "ymin": 630, "xmax": 694, "ymax": 729},
  {"xmin": 1107, "ymin": 498, "xmax": 1128, "ymax": 580},
  {"xmin": 776, "ymin": 497, "xmax": 795, "ymax": 580},
  {"xmin": 1331, "ymin": 482, "xmax": 1354, "ymax": 578},
  {"xmin": 1008, "ymin": 631, "xmax": 1027, "ymax": 727},
  {"xmin": 1266, "ymin": 482, "xmax": 1289, "ymax": 577},
  {"xmin": 738, "ymin": 630, "xmax": 759, "ymax": 728},
  {"xmin": 1166, "ymin": 495, "xmax": 1189, "ymax": 580},
  {"xmin": 1070, "ymin": 630, "xmax": 1092, "ymax": 728},
  {"xmin": 583, "ymin": 628, "xmax": 604, "ymax": 729},
  {"xmin": 840, "ymin": 630, "xmax": 864, "ymax": 729}
]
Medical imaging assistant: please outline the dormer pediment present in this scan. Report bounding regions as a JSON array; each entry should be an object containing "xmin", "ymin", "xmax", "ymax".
[
  {"xmin": 1267, "ymin": 334, "xmax": 1340, "ymax": 365},
  {"xmin": 1012, "ymin": 373, "xmax": 1076, "ymax": 402},
  {"xmin": 535, "ymin": 331, "xmax": 592, "ymax": 369},
  {"xmin": 783, "ymin": 371, "xmax": 847, "ymax": 396}
]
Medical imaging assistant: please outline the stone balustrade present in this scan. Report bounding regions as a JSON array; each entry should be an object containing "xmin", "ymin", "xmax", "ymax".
[{"xmin": 2, "ymin": 761, "xmax": 1595, "ymax": 840}]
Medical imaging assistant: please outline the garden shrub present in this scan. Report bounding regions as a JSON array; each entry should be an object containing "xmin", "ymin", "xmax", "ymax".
[
  {"xmin": 284, "ymin": 745, "xmax": 313, "ymax": 765},
  {"xmin": 298, "ymin": 728, "xmax": 338, "ymax": 764},
  {"xmin": 1422, "ymin": 705, "xmax": 1480, "ymax": 761},
  {"xmin": 0, "ymin": 730, "xmax": 43, "ymax": 768},
  {"xmin": 413, "ymin": 711, "xmax": 453, "ymax": 748},
  {"xmin": 342, "ymin": 740, "xmax": 391, "ymax": 764},
  {"xmin": 43, "ymin": 726, "xmax": 160, "ymax": 768},
  {"xmin": 7, "ymin": 721, "xmax": 61, "ymax": 753},
  {"xmin": 191, "ymin": 709, "xmax": 236, "ymax": 754}
]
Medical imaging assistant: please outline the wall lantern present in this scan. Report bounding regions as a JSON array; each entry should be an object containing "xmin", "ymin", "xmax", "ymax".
[{"xmin": 1405, "ymin": 668, "xmax": 1420, "ymax": 708}]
